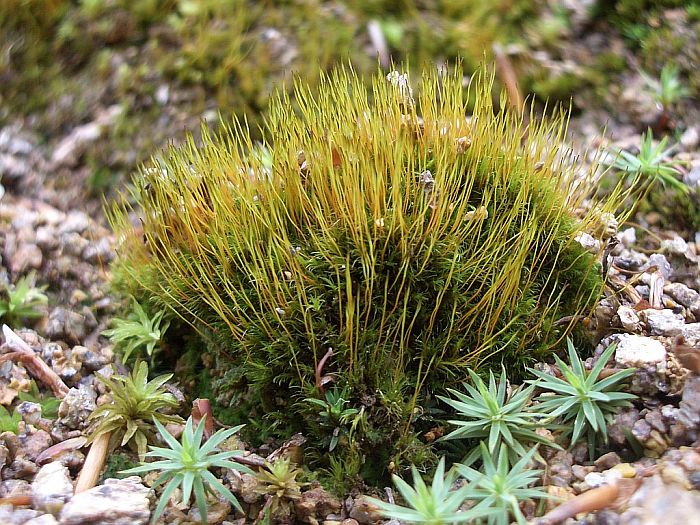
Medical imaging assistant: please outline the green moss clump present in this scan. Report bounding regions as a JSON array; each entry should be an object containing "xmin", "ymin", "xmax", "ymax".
[
  {"xmin": 637, "ymin": 12, "xmax": 700, "ymax": 99},
  {"xmin": 639, "ymin": 186, "xmax": 700, "ymax": 233},
  {"xmin": 595, "ymin": 0, "xmax": 700, "ymax": 91},
  {"xmin": 100, "ymin": 453, "xmax": 139, "ymax": 482},
  {"xmin": 109, "ymin": 66, "xmax": 621, "ymax": 489}
]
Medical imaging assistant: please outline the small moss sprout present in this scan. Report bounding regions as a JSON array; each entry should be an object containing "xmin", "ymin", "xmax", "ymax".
[
  {"xmin": 528, "ymin": 339, "xmax": 636, "ymax": 458},
  {"xmin": 0, "ymin": 273, "xmax": 48, "ymax": 326},
  {"xmin": 122, "ymin": 416, "xmax": 252, "ymax": 524},
  {"xmin": 102, "ymin": 297, "xmax": 170, "ymax": 364}
]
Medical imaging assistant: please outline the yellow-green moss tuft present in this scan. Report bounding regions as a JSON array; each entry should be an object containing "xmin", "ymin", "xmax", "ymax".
[{"xmin": 109, "ymin": 65, "xmax": 624, "ymax": 487}]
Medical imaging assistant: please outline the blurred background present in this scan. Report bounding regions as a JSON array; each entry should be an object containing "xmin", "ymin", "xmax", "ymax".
[{"xmin": 1, "ymin": 1, "xmax": 698, "ymax": 215}]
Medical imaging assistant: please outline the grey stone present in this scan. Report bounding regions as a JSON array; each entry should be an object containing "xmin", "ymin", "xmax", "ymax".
[
  {"xmin": 17, "ymin": 430, "xmax": 52, "ymax": 462},
  {"xmin": 347, "ymin": 495, "xmax": 384, "ymax": 524},
  {"xmin": 53, "ymin": 449, "xmax": 84, "ymax": 470},
  {"xmin": 45, "ymin": 308, "xmax": 89, "ymax": 345},
  {"xmin": 0, "ymin": 479, "xmax": 32, "ymax": 498},
  {"xmin": 40, "ymin": 342, "xmax": 83, "ymax": 385},
  {"xmin": 665, "ymin": 283, "xmax": 700, "ymax": 318},
  {"xmin": 35, "ymin": 226, "xmax": 60, "ymax": 252},
  {"xmin": 57, "ymin": 385, "xmax": 96, "ymax": 431},
  {"xmin": 0, "ymin": 153, "xmax": 31, "ymax": 181},
  {"xmin": 51, "ymin": 123, "xmax": 102, "ymax": 168},
  {"xmin": 583, "ymin": 471, "xmax": 607, "ymax": 488},
  {"xmin": 0, "ymin": 126, "xmax": 34, "ymax": 155},
  {"xmin": 608, "ymin": 408, "xmax": 641, "ymax": 446},
  {"xmin": 640, "ymin": 308, "xmax": 685, "ymax": 336},
  {"xmin": 620, "ymin": 474, "xmax": 700, "ymax": 524},
  {"xmin": 57, "ymin": 212, "xmax": 90, "ymax": 235},
  {"xmin": 25, "ymin": 515, "xmax": 60, "ymax": 525},
  {"xmin": 12, "ymin": 211, "xmax": 38, "ymax": 230},
  {"xmin": 81, "ymin": 238, "xmax": 114, "ymax": 264},
  {"xmin": 16, "ymin": 401, "xmax": 42, "ymax": 426},
  {"xmin": 673, "ymin": 375, "xmax": 700, "ymax": 444},
  {"xmin": 645, "ymin": 408, "xmax": 667, "ymax": 433},
  {"xmin": 618, "ymin": 227, "xmax": 636, "ymax": 247},
  {"xmin": 0, "ymin": 443, "xmax": 8, "ymax": 469},
  {"xmin": 614, "ymin": 334, "xmax": 666, "ymax": 367},
  {"xmin": 295, "ymin": 488, "xmax": 342, "ymax": 523},
  {"xmin": 188, "ymin": 499, "xmax": 231, "ymax": 524},
  {"xmin": 642, "ymin": 253, "xmax": 672, "ymax": 279},
  {"xmin": 575, "ymin": 232, "xmax": 600, "ymax": 251},
  {"xmin": 547, "ymin": 449, "xmax": 573, "ymax": 487},
  {"xmin": 632, "ymin": 419, "xmax": 652, "ymax": 442},
  {"xmin": 596, "ymin": 509, "xmax": 621, "ymax": 525},
  {"xmin": 681, "ymin": 323, "xmax": 700, "ymax": 345},
  {"xmin": 594, "ymin": 451, "xmax": 621, "ymax": 470},
  {"xmin": 32, "ymin": 462, "xmax": 73, "ymax": 514},
  {"xmin": 660, "ymin": 236, "xmax": 690, "ymax": 256},
  {"xmin": 155, "ymin": 85, "xmax": 169, "ymax": 106},
  {"xmin": 9, "ymin": 243, "xmax": 43, "ymax": 274},
  {"xmin": 36, "ymin": 207, "xmax": 65, "ymax": 226},
  {"xmin": 59, "ymin": 233, "xmax": 89, "ymax": 258},
  {"xmin": 617, "ymin": 305, "xmax": 641, "ymax": 331},
  {"xmin": 70, "ymin": 346, "xmax": 107, "ymax": 372},
  {"xmin": 0, "ymin": 504, "xmax": 41, "ymax": 525},
  {"xmin": 635, "ymin": 285, "xmax": 650, "ymax": 298},
  {"xmin": 59, "ymin": 477, "xmax": 151, "ymax": 525},
  {"xmin": 571, "ymin": 464, "xmax": 595, "ymax": 481},
  {"xmin": 687, "ymin": 165, "xmax": 700, "ymax": 188},
  {"xmin": 680, "ymin": 126, "xmax": 700, "ymax": 150},
  {"xmin": 4, "ymin": 456, "xmax": 39, "ymax": 479}
]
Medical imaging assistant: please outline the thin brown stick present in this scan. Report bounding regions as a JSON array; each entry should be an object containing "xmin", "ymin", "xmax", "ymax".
[
  {"xmin": 0, "ymin": 494, "xmax": 32, "ymax": 506},
  {"xmin": 537, "ymin": 476, "xmax": 645, "ymax": 525},
  {"xmin": 36, "ymin": 436, "xmax": 87, "ymax": 465},
  {"xmin": 538, "ymin": 483, "xmax": 619, "ymax": 524},
  {"xmin": 75, "ymin": 431, "xmax": 111, "ymax": 493},
  {"xmin": 553, "ymin": 315, "xmax": 587, "ymax": 327},
  {"xmin": 233, "ymin": 453, "xmax": 266, "ymax": 469},
  {"xmin": 0, "ymin": 352, "xmax": 69, "ymax": 399},
  {"xmin": 2, "ymin": 325, "xmax": 70, "ymax": 398},
  {"xmin": 493, "ymin": 43, "xmax": 525, "ymax": 121},
  {"xmin": 315, "ymin": 347, "xmax": 334, "ymax": 394},
  {"xmin": 606, "ymin": 274, "xmax": 643, "ymax": 305}
]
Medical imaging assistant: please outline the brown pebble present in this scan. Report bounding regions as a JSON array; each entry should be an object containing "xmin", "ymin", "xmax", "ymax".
[{"xmin": 595, "ymin": 451, "xmax": 621, "ymax": 470}]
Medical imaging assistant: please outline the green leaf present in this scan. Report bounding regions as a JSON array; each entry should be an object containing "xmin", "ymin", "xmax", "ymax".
[
  {"xmin": 103, "ymin": 297, "xmax": 170, "ymax": 364},
  {"xmin": 194, "ymin": 475, "xmax": 208, "ymax": 523},
  {"xmin": 441, "ymin": 368, "xmax": 556, "ymax": 465},
  {"xmin": 153, "ymin": 475, "xmax": 181, "ymax": 523},
  {"xmin": 533, "ymin": 338, "xmax": 636, "ymax": 458},
  {"xmin": 202, "ymin": 469, "xmax": 242, "ymax": 513}
]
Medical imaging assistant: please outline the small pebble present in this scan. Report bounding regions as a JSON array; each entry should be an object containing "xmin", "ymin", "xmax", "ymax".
[
  {"xmin": 594, "ymin": 451, "xmax": 621, "ymax": 470},
  {"xmin": 583, "ymin": 471, "xmax": 607, "ymax": 488},
  {"xmin": 612, "ymin": 463, "xmax": 637, "ymax": 478}
]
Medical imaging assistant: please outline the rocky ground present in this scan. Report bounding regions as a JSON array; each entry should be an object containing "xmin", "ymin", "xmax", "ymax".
[
  {"xmin": 2, "ymin": 3, "xmax": 700, "ymax": 525},
  {"xmin": 1, "ymin": 111, "xmax": 700, "ymax": 525}
]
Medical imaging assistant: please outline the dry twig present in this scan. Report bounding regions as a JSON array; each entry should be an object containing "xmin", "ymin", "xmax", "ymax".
[
  {"xmin": 493, "ymin": 43, "xmax": 524, "ymax": 118},
  {"xmin": 36, "ymin": 436, "xmax": 87, "ymax": 465},
  {"xmin": 74, "ymin": 432, "xmax": 111, "ymax": 493},
  {"xmin": 1, "ymin": 325, "xmax": 69, "ymax": 398},
  {"xmin": 536, "ymin": 474, "xmax": 649, "ymax": 524}
]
